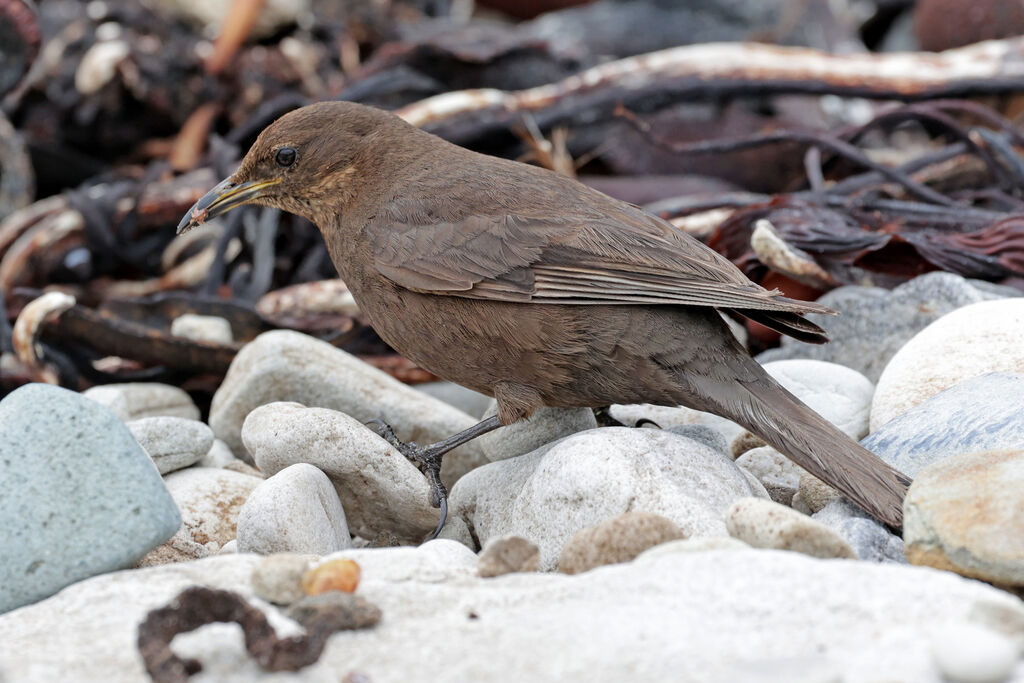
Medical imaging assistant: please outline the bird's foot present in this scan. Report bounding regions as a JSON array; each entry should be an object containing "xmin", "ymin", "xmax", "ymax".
[
  {"xmin": 365, "ymin": 419, "xmax": 449, "ymax": 540},
  {"xmin": 592, "ymin": 407, "xmax": 660, "ymax": 429}
]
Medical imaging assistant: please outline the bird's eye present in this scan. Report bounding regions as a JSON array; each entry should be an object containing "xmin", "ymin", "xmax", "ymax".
[{"xmin": 275, "ymin": 146, "xmax": 297, "ymax": 167}]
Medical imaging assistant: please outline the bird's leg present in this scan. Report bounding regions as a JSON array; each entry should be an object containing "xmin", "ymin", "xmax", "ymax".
[
  {"xmin": 593, "ymin": 406, "xmax": 628, "ymax": 427},
  {"xmin": 364, "ymin": 415, "xmax": 503, "ymax": 539}
]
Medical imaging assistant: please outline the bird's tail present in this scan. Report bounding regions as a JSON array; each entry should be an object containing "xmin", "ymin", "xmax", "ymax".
[{"xmin": 681, "ymin": 366, "xmax": 910, "ymax": 529}]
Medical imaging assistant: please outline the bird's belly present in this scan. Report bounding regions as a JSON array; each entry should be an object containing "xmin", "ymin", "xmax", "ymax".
[
  {"xmin": 350, "ymin": 280, "xmax": 715, "ymax": 408},
  {"xmin": 355, "ymin": 284, "xmax": 565, "ymax": 398}
]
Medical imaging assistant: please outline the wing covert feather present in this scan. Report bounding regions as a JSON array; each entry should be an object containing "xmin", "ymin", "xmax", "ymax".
[{"xmin": 367, "ymin": 199, "xmax": 830, "ymax": 315}]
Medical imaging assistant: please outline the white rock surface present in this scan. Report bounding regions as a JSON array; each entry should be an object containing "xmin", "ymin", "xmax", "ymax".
[
  {"xmin": 2, "ymin": 550, "xmax": 1023, "ymax": 682},
  {"xmin": 170, "ymin": 314, "xmax": 234, "ymax": 344},
  {"xmin": 666, "ymin": 424, "xmax": 730, "ymax": 455},
  {"xmin": 636, "ymin": 536, "xmax": 751, "ymax": 560},
  {"xmin": 478, "ymin": 403, "xmax": 597, "ymax": 462},
  {"xmin": 445, "ymin": 427, "xmax": 759, "ymax": 570},
  {"xmin": 157, "ymin": 467, "xmax": 262, "ymax": 556},
  {"xmin": 726, "ymin": 498, "xmax": 856, "ymax": 559},
  {"xmin": 320, "ymin": 539, "xmax": 479, "ymax": 584},
  {"xmin": 242, "ymin": 402, "xmax": 439, "ymax": 543},
  {"xmin": 209, "ymin": 330, "xmax": 485, "ymax": 481},
  {"xmin": 127, "ymin": 416, "xmax": 214, "ymax": 474},
  {"xmin": 871, "ymin": 298, "xmax": 1024, "ymax": 430},
  {"xmin": 236, "ymin": 463, "xmax": 351, "ymax": 555},
  {"xmin": 199, "ymin": 439, "xmax": 238, "ymax": 468},
  {"xmin": 762, "ymin": 359, "xmax": 874, "ymax": 439},
  {"xmin": 608, "ymin": 403, "xmax": 746, "ymax": 450},
  {"xmin": 75, "ymin": 39, "xmax": 129, "ymax": 95},
  {"xmin": 930, "ymin": 622, "xmax": 1020, "ymax": 683},
  {"xmin": 83, "ymin": 382, "xmax": 200, "ymax": 421}
]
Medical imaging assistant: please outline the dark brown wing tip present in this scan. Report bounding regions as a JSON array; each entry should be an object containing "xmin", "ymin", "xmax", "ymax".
[{"xmin": 731, "ymin": 308, "xmax": 830, "ymax": 344}]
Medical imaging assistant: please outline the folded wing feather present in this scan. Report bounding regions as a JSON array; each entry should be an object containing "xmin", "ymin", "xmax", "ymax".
[{"xmin": 368, "ymin": 201, "xmax": 833, "ymax": 333}]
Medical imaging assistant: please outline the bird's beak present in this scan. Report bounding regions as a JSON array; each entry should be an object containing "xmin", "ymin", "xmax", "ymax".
[{"xmin": 176, "ymin": 177, "xmax": 282, "ymax": 235}]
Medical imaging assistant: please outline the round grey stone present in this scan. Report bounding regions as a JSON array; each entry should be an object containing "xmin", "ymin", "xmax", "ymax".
[
  {"xmin": 478, "ymin": 402, "xmax": 598, "ymax": 462},
  {"xmin": 127, "ymin": 417, "xmax": 214, "ymax": 474},
  {"xmin": 0, "ymin": 384, "xmax": 180, "ymax": 613},
  {"xmin": 236, "ymin": 463, "xmax": 351, "ymax": 555},
  {"xmin": 756, "ymin": 272, "xmax": 1018, "ymax": 381},
  {"xmin": 862, "ymin": 372, "xmax": 1024, "ymax": 478},
  {"xmin": 446, "ymin": 427, "xmax": 760, "ymax": 570},
  {"xmin": 83, "ymin": 382, "xmax": 200, "ymax": 421}
]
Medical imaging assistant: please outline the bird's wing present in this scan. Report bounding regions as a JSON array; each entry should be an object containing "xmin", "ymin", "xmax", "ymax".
[{"xmin": 367, "ymin": 200, "xmax": 829, "ymax": 315}]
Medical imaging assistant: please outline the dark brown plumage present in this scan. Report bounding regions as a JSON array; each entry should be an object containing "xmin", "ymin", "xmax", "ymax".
[{"xmin": 179, "ymin": 101, "xmax": 909, "ymax": 529}]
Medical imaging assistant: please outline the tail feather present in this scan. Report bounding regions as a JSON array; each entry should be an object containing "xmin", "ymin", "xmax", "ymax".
[
  {"xmin": 680, "ymin": 363, "xmax": 909, "ymax": 529},
  {"xmin": 737, "ymin": 377, "xmax": 909, "ymax": 529}
]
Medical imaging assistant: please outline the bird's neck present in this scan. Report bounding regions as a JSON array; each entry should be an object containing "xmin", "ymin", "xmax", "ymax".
[{"xmin": 311, "ymin": 127, "xmax": 456, "ymax": 296}]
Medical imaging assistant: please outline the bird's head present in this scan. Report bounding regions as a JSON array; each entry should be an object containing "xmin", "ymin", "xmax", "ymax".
[{"xmin": 177, "ymin": 101, "xmax": 401, "ymax": 234}]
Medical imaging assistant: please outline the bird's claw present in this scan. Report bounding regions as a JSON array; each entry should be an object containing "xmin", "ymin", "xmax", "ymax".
[{"xmin": 365, "ymin": 418, "xmax": 449, "ymax": 540}]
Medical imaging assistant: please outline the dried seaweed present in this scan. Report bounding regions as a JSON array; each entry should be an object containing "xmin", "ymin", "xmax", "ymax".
[
  {"xmin": 4, "ymin": 1, "xmax": 1024, "ymax": 398},
  {"xmin": 137, "ymin": 586, "xmax": 381, "ymax": 682}
]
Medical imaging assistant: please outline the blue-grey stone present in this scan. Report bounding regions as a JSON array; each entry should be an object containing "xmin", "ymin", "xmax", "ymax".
[
  {"xmin": 812, "ymin": 500, "xmax": 906, "ymax": 563},
  {"xmin": 862, "ymin": 372, "xmax": 1024, "ymax": 478},
  {"xmin": 757, "ymin": 273, "xmax": 1018, "ymax": 381},
  {"xmin": 667, "ymin": 424, "xmax": 729, "ymax": 455},
  {"xmin": 0, "ymin": 384, "xmax": 181, "ymax": 613},
  {"xmin": 836, "ymin": 518, "xmax": 906, "ymax": 564}
]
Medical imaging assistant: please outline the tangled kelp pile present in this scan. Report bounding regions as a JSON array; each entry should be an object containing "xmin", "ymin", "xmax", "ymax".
[{"xmin": 2, "ymin": 0, "xmax": 1024, "ymax": 402}]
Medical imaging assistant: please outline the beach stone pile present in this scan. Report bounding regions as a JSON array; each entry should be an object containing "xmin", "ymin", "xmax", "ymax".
[{"xmin": 1, "ymin": 271, "xmax": 1023, "ymax": 682}]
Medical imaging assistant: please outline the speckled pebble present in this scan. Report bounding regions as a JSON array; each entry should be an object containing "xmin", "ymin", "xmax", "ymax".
[
  {"xmin": 478, "ymin": 536, "xmax": 540, "ymax": 577},
  {"xmin": 735, "ymin": 446, "xmax": 804, "ymax": 506},
  {"xmin": 127, "ymin": 416, "xmax": 214, "ymax": 474},
  {"xmin": 83, "ymin": 382, "xmax": 200, "ymax": 421},
  {"xmin": 791, "ymin": 473, "xmax": 839, "ymax": 515},
  {"xmin": 152, "ymin": 466, "xmax": 262, "ymax": 559},
  {"xmin": 251, "ymin": 553, "xmax": 319, "ymax": 605},
  {"xmin": 726, "ymin": 498, "xmax": 856, "ymax": 559},
  {"xmin": 559, "ymin": 511, "xmax": 686, "ymax": 574}
]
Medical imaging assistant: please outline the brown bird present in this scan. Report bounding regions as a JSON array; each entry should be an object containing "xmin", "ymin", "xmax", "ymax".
[{"xmin": 178, "ymin": 101, "xmax": 909, "ymax": 534}]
